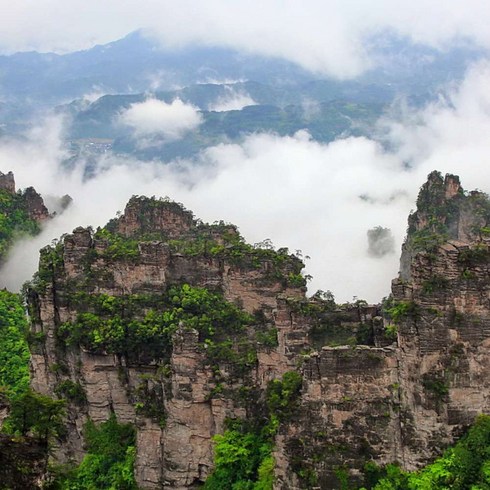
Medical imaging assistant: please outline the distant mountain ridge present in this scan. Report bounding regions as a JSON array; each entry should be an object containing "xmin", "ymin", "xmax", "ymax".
[{"xmin": 0, "ymin": 30, "xmax": 485, "ymax": 118}]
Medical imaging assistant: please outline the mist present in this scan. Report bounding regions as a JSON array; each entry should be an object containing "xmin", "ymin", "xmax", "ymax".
[
  {"xmin": 208, "ymin": 88, "xmax": 257, "ymax": 112},
  {"xmin": 1, "ymin": 1, "xmax": 490, "ymax": 79},
  {"xmin": 2, "ymin": 61, "xmax": 490, "ymax": 302},
  {"xmin": 119, "ymin": 98, "xmax": 203, "ymax": 142}
]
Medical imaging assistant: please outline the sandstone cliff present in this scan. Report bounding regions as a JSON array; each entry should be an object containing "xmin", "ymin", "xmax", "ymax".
[
  {"xmin": 26, "ymin": 173, "xmax": 490, "ymax": 489},
  {"xmin": 0, "ymin": 170, "xmax": 51, "ymax": 263}
]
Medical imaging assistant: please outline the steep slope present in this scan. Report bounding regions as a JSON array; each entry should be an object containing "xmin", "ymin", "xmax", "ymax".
[
  {"xmin": 392, "ymin": 172, "xmax": 490, "ymax": 465},
  {"xmin": 0, "ymin": 170, "xmax": 50, "ymax": 263},
  {"xmin": 27, "ymin": 197, "xmax": 309, "ymax": 487},
  {"xmin": 25, "ymin": 172, "xmax": 490, "ymax": 489}
]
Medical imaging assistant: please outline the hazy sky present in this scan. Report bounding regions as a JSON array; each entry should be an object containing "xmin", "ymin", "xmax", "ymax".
[
  {"xmin": 1, "ymin": 1, "xmax": 490, "ymax": 302},
  {"xmin": 1, "ymin": 1, "xmax": 490, "ymax": 77},
  {"xmin": 3, "ymin": 60, "xmax": 490, "ymax": 301}
]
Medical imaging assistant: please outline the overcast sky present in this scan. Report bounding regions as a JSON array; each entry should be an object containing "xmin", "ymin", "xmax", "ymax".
[
  {"xmin": 1, "ymin": 1, "xmax": 490, "ymax": 77},
  {"xmin": 3, "ymin": 60, "xmax": 490, "ymax": 301},
  {"xmin": 1, "ymin": 1, "xmax": 490, "ymax": 302}
]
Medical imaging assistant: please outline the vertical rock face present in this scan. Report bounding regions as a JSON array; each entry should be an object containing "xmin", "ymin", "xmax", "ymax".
[
  {"xmin": 28, "ymin": 197, "xmax": 308, "ymax": 488},
  {"xmin": 0, "ymin": 170, "xmax": 52, "ymax": 263},
  {"xmin": 23, "ymin": 187, "xmax": 50, "ymax": 222},
  {"xmin": 0, "ymin": 171, "xmax": 15, "ymax": 194},
  {"xmin": 392, "ymin": 171, "xmax": 490, "ymax": 468},
  {"xmin": 27, "ymin": 174, "xmax": 490, "ymax": 489}
]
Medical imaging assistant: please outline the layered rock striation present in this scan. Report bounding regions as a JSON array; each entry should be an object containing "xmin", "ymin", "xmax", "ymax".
[
  {"xmin": 0, "ymin": 170, "xmax": 51, "ymax": 262},
  {"xmin": 27, "ymin": 174, "xmax": 490, "ymax": 489}
]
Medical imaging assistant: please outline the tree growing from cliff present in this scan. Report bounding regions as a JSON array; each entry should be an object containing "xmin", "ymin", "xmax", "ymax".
[
  {"xmin": 365, "ymin": 414, "xmax": 490, "ymax": 489},
  {"xmin": 0, "ymin": 188, "xmax": 42, "ymax": 263},
  {"xmin": 3, "ymin": 390, "xmax": 65, "ymax": 444},
  {"xmin": 49, "ymin": 413, "xmax": 137, "ymax": 490},
  {"xmin": 0, "ymin": 290, "xmax": 30, "ymax": 396}
]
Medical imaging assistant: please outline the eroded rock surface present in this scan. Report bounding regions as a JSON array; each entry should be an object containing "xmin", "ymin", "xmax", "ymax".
[{"xmin": 27, "ymin": 175, "xmax": 490, "ymax": 489}]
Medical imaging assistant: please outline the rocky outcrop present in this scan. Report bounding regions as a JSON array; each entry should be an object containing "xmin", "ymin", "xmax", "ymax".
[
  {"xmin": 29, "ymin": 197, "xmax": 309, "ymax": 488},
  {"xmin": 27, "ymin": 174, "xmax": 490, "ymax": 489},
  {"xmin": 0, "ymin": 170, "xmax": 53, "ymax": 263},
  {"xmin": 23, "ymin": 187, "xmax": 50, "ymax": 222},
  {"xmin": 0, "ymin": 170, "xmax": 50, "ymax": 222},
  {"xmin": 0, "ymin": 434, "xmax": 47, "ymax": 489},
  {"xmin": 0, "ymin": 171, "xmax": 15, "ymax": 194},
  {"xmin": 391, "ymin": 172, "xmax": 490, "ymax": 468}
]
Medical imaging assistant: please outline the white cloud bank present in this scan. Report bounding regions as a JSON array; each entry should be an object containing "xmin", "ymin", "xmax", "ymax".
[
  {"xmin": 1, "ymin": 1, "xmax": 490, "ymax": 78},
  {"xmin": 2, "ymin": 61, "xmax": 490, "ymax": 302},
  {"xmin": 119, "ymin": 98, "xmax": 202, "ymax": 141},
  {"xmin": 208, "ymin": 89, "xmax": 257, "ymax": 112}
]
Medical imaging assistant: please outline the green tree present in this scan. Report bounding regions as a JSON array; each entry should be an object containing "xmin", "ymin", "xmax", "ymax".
[
  {"xmin": 4, "ymin": 390, "xmax": 65, "ymax": 443},
  {"xmin": 367, "ymin": 415, "xmax": 490, "ymax": 490},
  {"xmin": 51, "ymin": 413, "xmax": 138, "ymax": 490},
  {"xmin": 0, "ymin": 290, "xmax": 30, "ymax": 396}
]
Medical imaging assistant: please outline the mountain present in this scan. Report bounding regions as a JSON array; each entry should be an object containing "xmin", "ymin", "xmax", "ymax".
[
  {"xmin": 0, "ymin": 171, "xmax": 485, "ymax": 488},
  {"xmin": 0, "ymin": 30, "xmax": 311, "ymax": 108},
  {"xmin": 0, "ymin": 30, "xmax": 485, "ymax": 135},
  {"xmin": 62, "ymin": 87, "xmax": 384, "ymax": 162},
  {"xmin": 0, "ymin": 171, "xmax": 51, "ymax": 263}
]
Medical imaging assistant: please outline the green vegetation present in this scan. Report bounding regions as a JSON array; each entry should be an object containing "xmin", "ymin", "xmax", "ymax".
[
  {"xmin": 422, "ymin": 372, "xmax": 449, "ymax": 400},
  {"xmin": 169, "ymin": 227, "xmax": 305, "ymax": 285},
  {"xmin": 57, "ymin": 285, "xmax": 257, "ymax": 375},
  {"xmin": 54, "ymin": 380, "xmax": 87, "ymax": 406},
  {"xmin": 0, "ymin": 290, "xmax": 30, "ymax": 397},
  {"xmin": 407, "ymin": 171, "xmax": 461, "ymax": 253},
  {"xmin": 94, "ymin": 228, "xmax": 140, "ymax": 260},
  {"xmin": 409, "ymin": 227, "xmax": 448, "ymax": 254},
  {"xmin": 383, "ymin": 298, "xmax": 419, "ymax": 325},
  {"xmin": 384, "ymin": 323, "xmax": 398, "ymax": 341},
  {"xmin": 422, "ymin": 275, "xmax": 450, "ymax": 294},
  {"xmin": 3, "ymin": 389, "xmax": 65, "ymax": 443},
  {"xmin": 133, "ymin": 374, "xmax": 166, "ymax": 427},
  {"xmin": 407, "ymin": 172, "xmax": 490, "ymax": 256},
  {"xmin": 290, "ymin": 293, "xmax": 376, "ymax": 348},
  {"xmin": 0, "ymin": 285, "xmax": 138, "ymax": 488},
  {"xmin": 256, "ymin": 327, "xmax": 279, "ymax": 349},
  {"xmin": 30, "ymin": 239, "xmax": 65, "ymax": 292},
  {"xmin": 266, "ymin": 371, "xmax": 303, "ymax": 422},
  {"xmin": 458, "ymin": 244, "xmax": 490, "ymax": 268},
  {"xmin": 203, "ymin": 420, "xmax": 275, "ymax": 490},
  {"xmin": 0, "ymin": 290, "xmax": 69, "ymax": 485},
  {"xmin": 50, "ymin": 413, "xmax": 138, "ymax": 490},
  {"xmin": 0, "ymin": 188, "xmax": 41, "ymax": 262},
  {"xmin": 362, "ymin": 414, "xmax": 490, "ymax": 489},
  {"xmin": 205, "ymin": 371, "xmax": 303, "ymax": 489}
]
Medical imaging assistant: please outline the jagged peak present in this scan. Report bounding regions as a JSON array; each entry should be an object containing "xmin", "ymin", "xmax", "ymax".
[
  {"xmin": 414, "ymin": 170, "xmax": 464, "ymax": 211},
  {"xmin": 399, "ymin": 171, "xmax": 490, "ymax": 280},
  {"xmin": 406, "ymin": 171, "xmax": 490, "ymax": 248},
  {"xmin": 0, "ymin": 170, "xmax": 15, "ymax": 194},
  {"xmin": 105, "ymin": 195, "xmax": 195, "ymax": 239}
]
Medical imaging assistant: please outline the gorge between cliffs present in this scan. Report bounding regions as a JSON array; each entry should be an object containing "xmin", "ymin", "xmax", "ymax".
[{"xmin": 1, "ymin": 170, "xmax": 490, "ymax": 489}]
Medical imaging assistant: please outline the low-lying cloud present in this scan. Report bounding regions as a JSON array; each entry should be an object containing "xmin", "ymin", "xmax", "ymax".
[
  {"xmin": 119, "ymin": 98, "xmax": 202, "ymax": 141},
  {"xmin": 208, "ymin": 89, "xmax": 257, "ymax": 112},
  {"xmin": 2, "ymin": 61, "xmax": 490, "ymax": 303}
]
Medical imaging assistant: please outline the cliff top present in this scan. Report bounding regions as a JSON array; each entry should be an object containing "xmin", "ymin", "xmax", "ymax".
[
  {"xmin": 0, "ymin": 171, "xmax": 15, "ymax": 194},
  {"xmin": 406, "ymin": 170, "xmax": 490, "ymax": 252},
  {"xmin": 105, "ymin": 196, "xmax": 195, "ymax": 239},
  {"xmin": 0, "ymin": 170, "xmax": 51, "ymax": 263}
]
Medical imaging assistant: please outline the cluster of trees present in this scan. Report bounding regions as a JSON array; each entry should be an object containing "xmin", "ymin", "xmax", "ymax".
[
  {"xmin": 363, "ymin": 414, "xmax": 490, "ymax": 489},
  {"xmin": 204, "ymin": 371, "xmax": 302, "ymax": 489},
  {"xmin": 49, "ymin": 414, "xmax": 137, "ymax": 489},
  {"xmin": 0, "ymin": 188, "xmax": 40, "ymax": 262}
]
